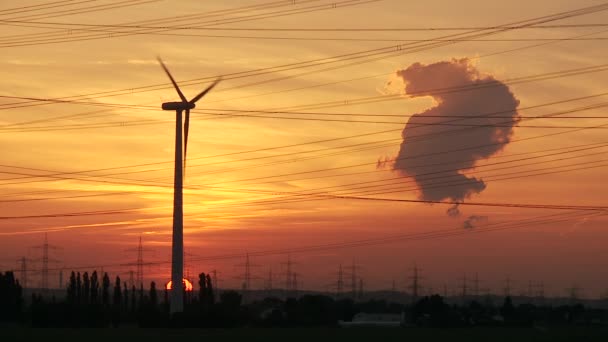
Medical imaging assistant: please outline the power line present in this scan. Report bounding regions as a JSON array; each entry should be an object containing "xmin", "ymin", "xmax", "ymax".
[
  {"xmin": 0, "ymin": 0, "xmax": 379, "ymax": 47},
  {"xmin": 0, "ymin": 0, "xmax": 329, "ymax": 42},
  {"xmin": 0, "ymin": 208, "xmax": 142, "ymax": 220},
  {"xmin": 1, "ymin": 0, "xmax": 159, "ymax": 22},
  {"xmin": 3, "ymin": 61, "xmax": 608, "ymax": 132},
  {"xmin": 3, "ymin": 19, "xmax": 608, "ymax": 31},
  {"xmin": 2, "ymin": 140, "xmax": 604, "ymax": 205},
  {"xmin": 1, "ymin": 131, "xmax": 604, "ymax": 203},
  {"xmin": 227, "ymin": 161, "xmax": 608, "ymax": 210},
  {"xmin": 24, "ymin": 210, "xmax": 604, "ymax": 273},
  {"xmin": 0, "ymin": 0, "xmax": 96, "ymax": 16},
  {"xmin": 3, "ymin": 3, "xmax": 606, "ymax": 110},
  {"xmin": 1, "ymin": 119, "xmax": 606, "ymax": 208},
  {"xmin": 3, "ymin": 18, "xmax": 608, "ymax": 42}
]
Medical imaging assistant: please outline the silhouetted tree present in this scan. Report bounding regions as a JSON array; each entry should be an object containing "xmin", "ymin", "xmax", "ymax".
[
  {"xmin": 206, "ymin": 274, "xmax": 214, "ymax": 305},
  {"xmin": 113, "ymin": 276, "xmax": 122, "ymax": 306},
  {"xmin": 111, "ymin": 276, "xmax": 122, "ymax": 327},
  {"xmin": 197, "ymin": 272, "xmax": 215, "ymax": 314},
  {"xmin": 76, "ymin": 272, "xmax": 82, "ymax": 304},
  {"xmin": 198, "ymin": 272, "xmax": 207, "ymax": 302},
  {"xmin": 82, "ymin": 272, "xmax": 90, "ymax": 304},
  {"xmin": 67, "ymin": 271, "xmax": 77, "ymax": 304},
  {"xmin": 501, "ymin": 296, "xmax": 515, "ymax": 323},
  {"xmin": 131, "ymin": 285, "xmax": 137, "ymax": 312},
  {"xmin": 0, "ymin": 271, "xmax": 22, "ymax": 321},
  {"xmin": 219, "ymin": 290, "xmax": 242, "ymax": 323},
  {"xmin": 101, "ymin": 273, "xmax": 110, "ymax": 307},
  {"xmin": 123, "ymin": 282, "xmax": 129, "ymax": 311},
  {"xmin": 150, "ymin": 281, "xmax": 158, "ymax": 307},
  {"xmin": 412, "ymin": 295, "xmax": 452, "ymax": 327},
  {"xmin": 90, "ymin": 271, "xmax": 99, "ymax": 304},
  {"xmin": 163, "ymin": 287, "xmax": 169, "ymax": 312},
  {"xmin": 139, "ymin": 283, "xmax": 144, "ymax": 307}
]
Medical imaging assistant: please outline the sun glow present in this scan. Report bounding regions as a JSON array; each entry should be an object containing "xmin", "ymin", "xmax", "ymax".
[{"xmin": 165, "ymin": 278, "xmax": 193, "ymax": 292}]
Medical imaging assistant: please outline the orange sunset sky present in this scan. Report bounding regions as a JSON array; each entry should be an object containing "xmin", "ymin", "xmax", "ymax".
[{"xmin": 0, "ymin": 0, "xmax": 607, "ymax": 297}]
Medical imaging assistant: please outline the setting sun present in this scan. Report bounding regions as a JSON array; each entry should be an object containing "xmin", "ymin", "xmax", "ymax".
[{"xmin": 165, "ymin": 279, "xmax": 194, "ymax": 292}]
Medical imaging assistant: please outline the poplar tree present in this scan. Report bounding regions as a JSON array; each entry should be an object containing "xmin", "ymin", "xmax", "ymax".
[
  {"xmin": 90, "ymin": 271, "xmax": 99, "ymax": 304},
  {"xmin": 102, "ymin": 273, "xmax": 110, "ymax": 307}
]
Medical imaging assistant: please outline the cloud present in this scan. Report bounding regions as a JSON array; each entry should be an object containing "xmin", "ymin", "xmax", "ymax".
[
  {"xmin": 391, "ymin": 58, "xmax": 520, "ymax": 202},
  {"xmin": 463, "ymin": 215, "xmax": 488, "ymax": 229},
  {"xmin": 376, "ymin": 156, "xmax": 395, "ymax": 169},
  {"xmin": 447, "ymin": 204, "xmax": 461, "ymax": 217}
]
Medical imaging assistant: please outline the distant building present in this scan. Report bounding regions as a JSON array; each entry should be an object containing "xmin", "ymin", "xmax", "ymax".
[{"xmin": 339, "ymin": 312, "xmax": 403, "ymax": 327}]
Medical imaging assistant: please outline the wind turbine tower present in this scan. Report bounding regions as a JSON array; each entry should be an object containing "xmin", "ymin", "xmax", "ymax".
[{"xmin": 157, "ymin": 57, "xmax": 220, "ymax": 314}]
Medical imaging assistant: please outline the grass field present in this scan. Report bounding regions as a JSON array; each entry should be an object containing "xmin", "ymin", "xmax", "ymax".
[{"xmin": 2, "ymin": 326, "xmax": 608, "ymax": 341}]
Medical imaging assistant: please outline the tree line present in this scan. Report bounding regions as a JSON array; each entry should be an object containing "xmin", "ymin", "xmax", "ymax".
[{"xmin": 1, "ymin": 270, "xmax": 606, "ymax": 328}]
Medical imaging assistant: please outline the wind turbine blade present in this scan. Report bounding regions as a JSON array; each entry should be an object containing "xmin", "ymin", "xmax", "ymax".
[
  {"xmin": 189, "ymin": 77, "xmax": 221, "ymax": 104},
  {"xmin": 183, "ymin": 109, "xmax": 190, "ymax": 178},
  {"xmin": 157, "ymin": 56, "xmax": 187, "ymax": 103}
]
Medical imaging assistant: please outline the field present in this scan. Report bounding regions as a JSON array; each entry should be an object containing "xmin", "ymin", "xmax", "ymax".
[{"xmin": 2, "ymin": 327, "xmax": 608, "ymax": 342}]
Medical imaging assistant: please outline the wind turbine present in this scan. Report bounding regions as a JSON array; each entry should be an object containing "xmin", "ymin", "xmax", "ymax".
[{"xmin": 157, "ymin": 57, "xmax": 220, "ymax": 314}]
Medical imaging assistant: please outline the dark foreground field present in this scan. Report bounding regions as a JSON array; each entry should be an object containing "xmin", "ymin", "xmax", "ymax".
[{"xmin": 2, "ymin": 327, "xmax": 608, "ymax": 342}]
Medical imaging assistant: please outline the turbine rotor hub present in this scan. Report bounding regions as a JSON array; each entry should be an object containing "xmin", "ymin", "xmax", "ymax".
[{"xmin": 161, "ymin": 102, "xmax": 195, "ymax": 111}]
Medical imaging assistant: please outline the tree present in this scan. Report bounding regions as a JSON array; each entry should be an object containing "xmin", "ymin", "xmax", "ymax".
[
  {"xmin": 198, "ymin": 272, "xmax": 207, "ymax": 302},
  {"xmin": 102, "ymin": 273, "xmax": 110, "ymax": 307},
  {"xmin": 67, "ymin": 271, "xmax": 77, "ymax": 304},
  {"xmin": 138, "ymin": 284, "xmax": 144, "ymax": 308},
  {"xmin": 220, "ymin": 291, "xmax": 242, "ymax": 313},
  {"xmin": 76, "ymin": 272, "xmax": 82, "ymax": 304},
  {"xmin": 0, "ymin": 272, "xmax": 23, "ymax": 322},
  {"xmin": 206, "ymin": 274, "xmax": 215, "ymax": 305},
  {"xmin": 90, "ymin": 271, "xmax": 99, "ymax": 304},
  {"xmin": 131, "ymin": 285, "xmax": 137, "ymax": 312},
  {"xmin": 82, "ymin": 272, "xmax": 90, "ymax": 304},
  {"xmin": 123, "ymin": 282, "xmax": 129, "ymax": 311},
  {"xmin": 501, "ymin": 296, "xmax": 515, "ymax": 323},
  {"xmin": 111, "ymin": 276, "xmax": 122, "ymax": 327},
  {"xmin": 113, "ymin": 276, "xmax": 122, "ymax": 307},
  {"xmin": 150, "ymin": 281, "xmax": 158, "ymax": 307},
  {"xmin": 198, "ymin": 272, "xmax": 215, "ymax": 312}
]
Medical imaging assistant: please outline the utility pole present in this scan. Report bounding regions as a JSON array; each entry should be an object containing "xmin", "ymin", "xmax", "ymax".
[
  {"xmin": 32, "ymin": 233, "xmax": 61, "ymax": 292},
  {"xmin": 358, "ymin": 278, "xmax": 364, "ymax": 299},
  {"xmin": 473, "ymin": 273, "xmax": 480, "ymax": 297},
  {"xmin": 137, "ymin": 236, "xmax": 144, "ymax": 288},
  {"xmin": 504, "ymin": 277, "xmax": 512, "ymax": 297},
  {"xmin": 336, "ymin": 264, "xmax": 344, "ymax": 296},
  {"xmin": 59, "ymin": 268, "xmax": 63, "ymax": 289},
  {"xmin": 128, "ymin": 270, "xmax": 135, "ymax": 289},
  {"xmin": 537, "ymin": 281, "xmax": 545, "ymax": 304},
  {"xmin": 124, "ymin": 236, "xmax": 154, "ymax": 289},
  {"xmin": 566, "ymin": 286, "xmax": 581, "ymax": 304},
  {"xmin": 18, "ymin": 257, "xmax": 33, "ymax": 289},
  {"xmin": 281, "ymin": 253, "xmax": 298, "ymax": 294},
  {"xmin": 244, "ymin": 254, "xmax": 251, "ymax": 292},
  {"xmin": 292, "ymin": 272, "xmax": 298, "ymax": 296},
  {"xmin": 212, "ymin": 269, "xmax": 219, "ymax": 293},
  {"xmin": 285, "ymin": 254, "xmax": 292, "ymax": 291},
  {"xmin": 461, "ymin": 274, "xmax": 468, "ymax": 301},
  {"xmin": 443, "ymin": 283, "xmax": 449, "ymax": 298},
  {"xmin": 409, "ymin": 264, "xmax": 421, "ymax": 303},
  {"xmin": 390, "ymin": 278, "xmax": 398, "ymax": 301},
  {"xmin": 266, "ymin": 267, "xmax": 273, "ymax": 292},
  {"xmin": 234, "ymin": 254, "xmax": 259, "ymax": 303},
  {"xmin": 350, "ymin": 260, "xmax": 357, "ymax": 298}
]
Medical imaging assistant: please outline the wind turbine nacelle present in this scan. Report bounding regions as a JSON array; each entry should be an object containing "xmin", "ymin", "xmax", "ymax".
[{"xmin": 162, "ymin": 102, "xmax": 195, "ymax": 111}]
